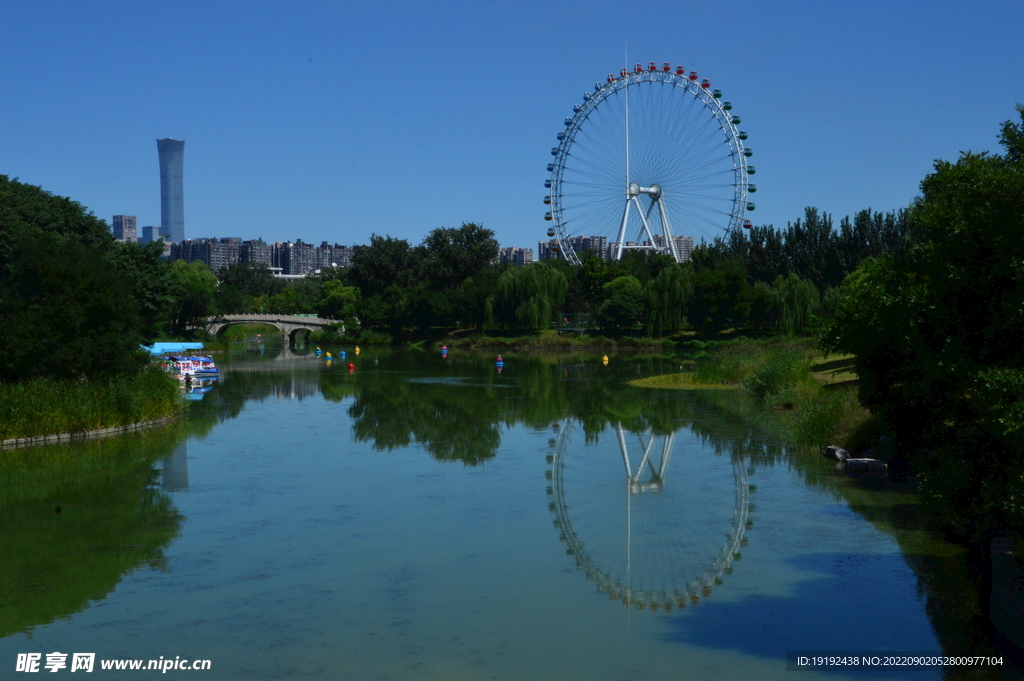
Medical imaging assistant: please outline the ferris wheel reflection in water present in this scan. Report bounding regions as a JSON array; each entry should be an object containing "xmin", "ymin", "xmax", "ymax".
[{"xmin": 547, "ymin": 418, "xmax": 751, "ymax": 611}]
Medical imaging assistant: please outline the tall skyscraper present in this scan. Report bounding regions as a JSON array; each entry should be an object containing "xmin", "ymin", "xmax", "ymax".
[
  {"xmin": 112, "ymin": 215, "xmax": 137, "ymax": 242},
  {"xmin": 157, "ymin": 138, "xmax": 185, "ymax": 243}
]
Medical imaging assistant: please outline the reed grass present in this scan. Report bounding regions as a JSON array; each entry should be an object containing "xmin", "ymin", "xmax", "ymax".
[
  {"xmin": 628, "ymin": 373, "xmax": 734, "ymax": 390},
  {"xmin": 0, "ymin": 367, "xmax": 183, "ymax": 441},
  {"xmin": 638, "ymin": 339, "xmax": 872, "ymax": 449}
]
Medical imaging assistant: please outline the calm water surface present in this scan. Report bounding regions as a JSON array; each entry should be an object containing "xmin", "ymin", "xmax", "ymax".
[{"xmin": 0, "ymin": 347, "xmax": 1010, "ymax": 679}]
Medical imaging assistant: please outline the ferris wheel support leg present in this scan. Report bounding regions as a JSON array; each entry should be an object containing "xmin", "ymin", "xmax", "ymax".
[
  {"xmin": 616, "ymin": 423, "xmax": 633, "ymax": 479},
  {"xmin": 630, "ymin": 195, "xmax": 655, "ymax": 248},
  {"xmin": 614, "ymin": 200, "xmax": 631, "ymax": 261},
  {"xmin": 656, "ymin": 199, "xmax": 681, "ymax": 262},
  {"xmin": 635, "ymin": 430, "xmax": 656, "ymax": 484},
  {"xmin": 657, "ymin": 432, "xmax": 676, "ymax": 482},
  {"xmin": 636, "ymin": 196, "xmax": 658, "ymax": 247}
]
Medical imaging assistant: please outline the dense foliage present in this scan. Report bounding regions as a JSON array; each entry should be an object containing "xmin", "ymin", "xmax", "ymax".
[
  {"xmin": 822, "ymin": 106, "xmax": 1024, "ymax": 542},
  {"xmin": 0, "ymin": 177, "xmax": 152, "ymax": 380}
]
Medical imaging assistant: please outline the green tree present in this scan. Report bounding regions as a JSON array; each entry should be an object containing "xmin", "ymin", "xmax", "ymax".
[
  {"xmin": 0, "ymin": 175, "xmax": 115, "ymax": 262},
  {"xmin": 109, "ymin": 240, "xmax": 175, "ymax": 341},
  {"xmin": 643, "ymin": 264, "xmax": 693, "ymax": 336},
  {"xmin": 216, "ymin": 263, "xmax": 284, "ymax": 313},
  {"xmin": 597, "ymin": 275, "xmax": 644, "ymax": 332},
  {"xmin": 491, "ymin": 263, "xmax": 568, "ymax": 330},
  {"xmin": 771, "ymin": 272, "xmax": 820, "ymax": 335},
  {"xmin": 0, "ymin": 234, "xmax": 148, "ymax": 380},
  {"xmin": 419, "ymin": 222, "xmax": 499, "ymax": 291},
  {"xmin": 167, "ymin": 260, "xmax": 218, "ymax": 336},
  {"xmin": 316, "ymin": 279, "xmax": 360, "ymax": 320},
  {"xmin": 0, "ymin": 177, "xmax": 151, "ymax": 380},
  {"xmin": 348, "ymin": 235, "xmax": 419, "ymax": 298},
  {"xmin": 821, "ymin": 107, "xmax": 1024, "ymax": 549},
  {"xmin": 688, "ymin": 259, "xmax": 751, "ymax": 331}
]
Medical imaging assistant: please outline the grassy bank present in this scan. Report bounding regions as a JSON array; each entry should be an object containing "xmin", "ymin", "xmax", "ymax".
[
  {"xmin": 0, "ymin": 367, "xmax": 183, "ymax": 441},
  {"xmin": 442, "ymin": 331, "xmax": 675, "ymax": 350},
  {"xmin": 633, "ymin": 339, "xmax": 875, "ymax": 450}
]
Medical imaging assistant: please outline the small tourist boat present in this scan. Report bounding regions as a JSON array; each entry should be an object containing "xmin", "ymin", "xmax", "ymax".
[
  {"xmin": 165, "ymin": 355, "xmax": 218, "ymax": 377},
  {"xmin": 189, "ymin": 356, "xmax": 219, "ymax": 376},
  {"xmin": 165, "ymin": 356, "xmax": 198, "ymax": 376}
]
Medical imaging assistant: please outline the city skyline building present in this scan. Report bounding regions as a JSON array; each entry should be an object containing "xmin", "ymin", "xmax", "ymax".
[
  {"xmin": 111, "ymin": 215, "xmax": 137, "ymax": 242},
  {"xmin": 141, "ymin": 225, "xmax": 168, "ymax": 244},
  {"xmin": 496, "ymin": 246, "xmax": 535, "ymax": 266},
  {"xmin": 157, "ymin": 138, "xmax": 185, "ymax": 243}
]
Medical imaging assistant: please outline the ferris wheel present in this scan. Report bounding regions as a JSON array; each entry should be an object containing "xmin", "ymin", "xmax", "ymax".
[
  {"xmin": 547, "ymin": 417, "xmax": 751, "ymax": 610},
  {"xmin": 544, "ymin": 62, "xmax": 755, "ymax": 265}
]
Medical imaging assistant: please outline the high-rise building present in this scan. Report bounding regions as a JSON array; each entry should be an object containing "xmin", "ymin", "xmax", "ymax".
[
  {"xmin": 168, "ymin": 237, "xmax": 241, "ymax": 272},
  {"xmin": 141, "ymin": 225, "xmax": 168, "ymax": 245},
  {"xmin": 157, "ymin": 138, "xmax": 185, "ymax": 243},
  {"xmin": 241, "ymin": 239, "xmax": 274, "ymax": 267},
  {"xmin": 112, "ymin": 215, "xmax": 137, "ymax": 242}
]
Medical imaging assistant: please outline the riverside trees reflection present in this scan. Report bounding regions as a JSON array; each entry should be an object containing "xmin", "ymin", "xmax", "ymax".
[
  {"xmin": 3, "ymin": 349, "xmax": 1012, "ymax": 665},
  {"xmin": 0, "ymin": 431, "xmax": 186, "ymax": 638}
]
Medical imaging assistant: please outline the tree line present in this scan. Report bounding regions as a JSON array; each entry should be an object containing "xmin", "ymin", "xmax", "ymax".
[
  {"xmin": 206, "ymin": 208, "xmax": 913, "ymax": 339},
  {"xmin": 0, "ymin": 166, "xmax": 919, "ymax": 383}
]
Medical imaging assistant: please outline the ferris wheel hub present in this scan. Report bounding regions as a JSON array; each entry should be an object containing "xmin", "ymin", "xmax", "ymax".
[{"xmin": 626, "ymin": 182, "xmax": 662, "ymax": 200}]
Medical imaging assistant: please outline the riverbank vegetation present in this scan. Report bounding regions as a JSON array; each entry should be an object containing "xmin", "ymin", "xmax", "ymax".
[
  {"xmin": 821, "ymin": 107, "xmax": 1024, "ymax": 551},
  {"xmin": 632, "ymin": 339, "xmax": 873, "ymax": 450},
  {"xmin": 0, "ymin": 176, "xmax": 184, "ymax": 439},
  {"xmin": 0, "ymin": 367, "xmax": 182, "ymax": 441}
]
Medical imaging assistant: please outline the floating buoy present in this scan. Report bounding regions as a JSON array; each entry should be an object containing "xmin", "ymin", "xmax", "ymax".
[
  {"xmin": 347, "ymin": 363, "xmax": 355, "ymax": 372},
  {"xmin": 354, "ymin": 346, "xmax": 360, "ymax": 355},
  {"xmin": 325, "ymin": 352, "xmax": 332, "ymax": 359},
  {"xmin": 602, "ymin": 355, "xmax": 609, "ymax": 365},
  {"xmin": 341, "ymin": 351, "xmax": 347, "ymax": 359}
]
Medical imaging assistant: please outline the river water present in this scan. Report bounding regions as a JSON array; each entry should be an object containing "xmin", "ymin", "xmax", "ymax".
[{"xmin": 0, "ymin": 347, "xmax": 1013, "ymax": 679}]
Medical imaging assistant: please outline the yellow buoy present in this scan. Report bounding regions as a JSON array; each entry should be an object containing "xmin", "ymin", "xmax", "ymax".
[
  {"xmin": 354, "ymin": 346, "xmax": 360, "ymax": 354},
  {"xmin": 602, "ymin": 355, "xmax": 609, "ymax": 365},
  {"xmin": 326, "ymin": 352, "xmax": 332, "ymax": 358}
]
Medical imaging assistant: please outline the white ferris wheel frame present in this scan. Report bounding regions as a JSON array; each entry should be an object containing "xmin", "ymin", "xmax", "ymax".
[{"xmin": 547, "ymin": 67, "xmax": 752, "ymax": 265}]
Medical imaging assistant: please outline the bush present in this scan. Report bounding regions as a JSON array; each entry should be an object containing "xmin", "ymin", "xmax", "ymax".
[{"xmin": 0, "ymin": 367, "xmax": 182, "ymax": 440}]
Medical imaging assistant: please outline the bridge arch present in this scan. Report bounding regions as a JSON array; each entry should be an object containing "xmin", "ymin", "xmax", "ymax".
[{"xmin": 199, "ymin": 314, "xmax": 336, "ymax": 343}]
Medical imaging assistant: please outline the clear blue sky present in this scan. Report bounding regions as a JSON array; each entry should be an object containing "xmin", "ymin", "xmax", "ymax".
[{"xmin": 2, "ymin": 0, "xmax": 1021, "ymax": 250}]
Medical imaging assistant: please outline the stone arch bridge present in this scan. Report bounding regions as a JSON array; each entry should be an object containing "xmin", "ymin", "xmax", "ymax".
[{"xmin": 199, "ymin": 314, "xmax": 337, "ymax": 343}]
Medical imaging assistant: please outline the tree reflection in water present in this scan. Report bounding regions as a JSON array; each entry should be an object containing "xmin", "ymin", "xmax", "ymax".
[{"xmin": 0, "ymin": 430, "xmax": 186, "ymax": 638}]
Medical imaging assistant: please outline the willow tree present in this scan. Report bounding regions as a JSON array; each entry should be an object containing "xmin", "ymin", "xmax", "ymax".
[
  {"xmin": 771, "ymin": 272, "xmax": 820, "ymax": 335},
  {"xmin": 490, "ymin": 264, "xmax": 568, "ymax": 330},
  {"xmin": 644, "ymin": 264, "xmax": 693, "ymax": 336}
]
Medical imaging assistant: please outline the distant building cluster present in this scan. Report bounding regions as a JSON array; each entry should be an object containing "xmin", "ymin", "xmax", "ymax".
[
  {"xmin": 106, "ymin": 136, "xmax": 557, "ymax": 277},
  {"xmin": 168, "ymin": 238, "xmax": 353, "ymax": 275},
  {"xmin": 538, "ymin": 234, "xmax": 694, "ymax": 262},
  {"xmin": 495, "ymin": 246, "xmax": 535, "ymax": 266},
  {"xmin": 112, "ymin": 216, "xmax": 166, "ymax": 245}
]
